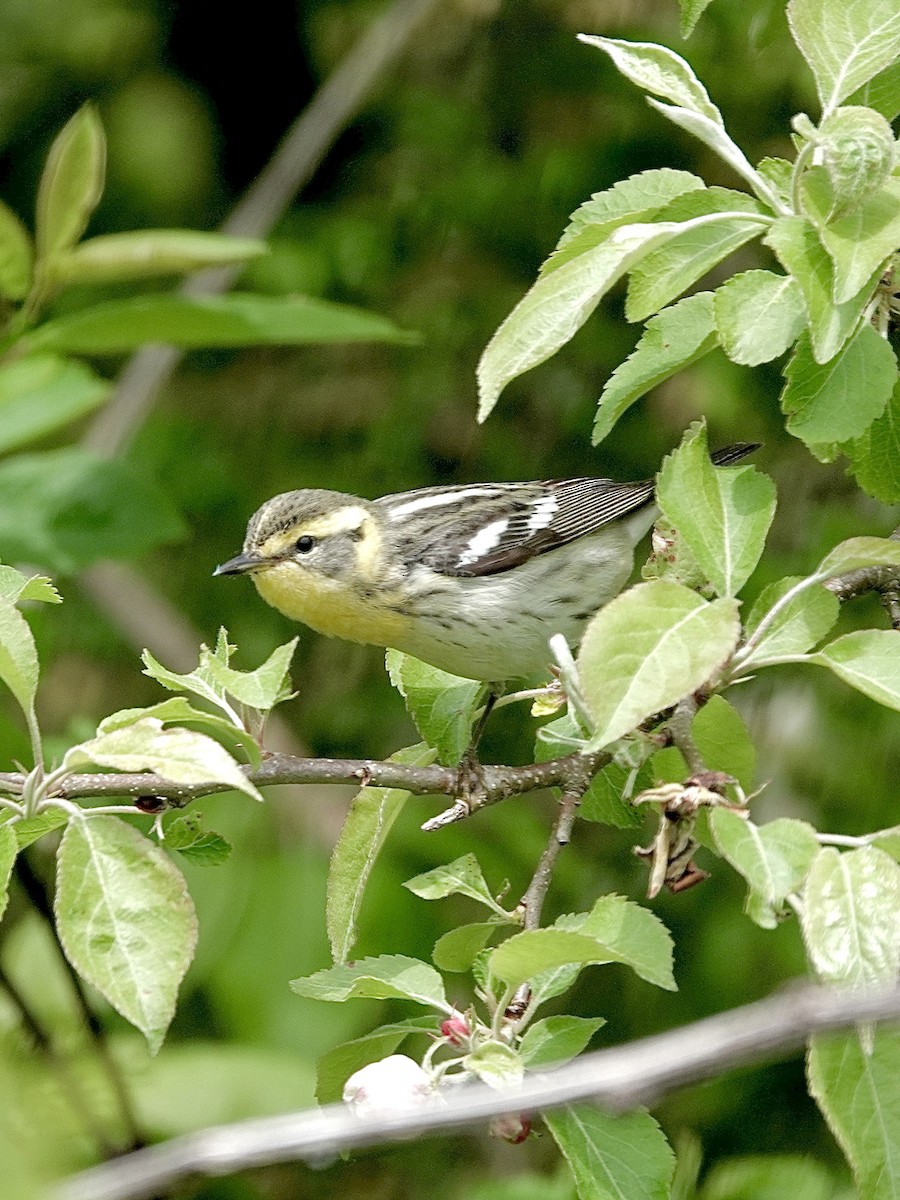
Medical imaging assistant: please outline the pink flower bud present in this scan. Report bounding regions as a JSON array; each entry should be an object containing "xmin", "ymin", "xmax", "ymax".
[
  {"xmin": 440, "ymin": 1017, "xmax": 469, "ymax": 1046},
  {"xmin": 489, "ymin": 1113, "xmax": 532, "ymax": 1144}
]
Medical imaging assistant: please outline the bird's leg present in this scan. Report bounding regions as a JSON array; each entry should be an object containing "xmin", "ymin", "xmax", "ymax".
[{"xmin": 455, "ymin": 684, "xmax": 504, "ymax": 806}]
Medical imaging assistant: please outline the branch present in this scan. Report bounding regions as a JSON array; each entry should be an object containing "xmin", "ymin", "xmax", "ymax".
[
  {"xmin": 54, "ymin": 982, "xmax": 900, "ymax": 1200},
  {"xmin": 30, "ymin": 750, "xmax": 609, "ymax": 826},
  {"xmin": 824, "ymin": 526, "xmax": 900, "ymax": 629}
]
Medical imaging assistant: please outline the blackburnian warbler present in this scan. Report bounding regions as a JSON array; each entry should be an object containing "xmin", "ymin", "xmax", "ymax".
[{"xmin": 215, "ymin": 444, "xmax": 756, "ymax": 682}]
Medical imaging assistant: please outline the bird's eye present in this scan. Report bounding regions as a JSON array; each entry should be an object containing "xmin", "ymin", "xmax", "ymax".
[{"xmin": 295, "ymin": 534, "xmax": 316, "ymax": 554}]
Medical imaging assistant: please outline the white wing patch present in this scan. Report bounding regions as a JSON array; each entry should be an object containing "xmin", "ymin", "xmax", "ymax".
[
  {"xmin": 526, "ymin": 495, "xmax": 557, "ymax": 534},
  {"xmin": 387, "ymin": 487, "xmax": 498, "ymax": 519},
  {"xmin": 457, "ymin": 517, "xmax": 510, "ymax": 566}
]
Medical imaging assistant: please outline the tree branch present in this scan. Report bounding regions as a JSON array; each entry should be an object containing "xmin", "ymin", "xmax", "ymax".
[{"xmin": 54, "ymin": 982, "xmax": 900, "ymax": 1200}]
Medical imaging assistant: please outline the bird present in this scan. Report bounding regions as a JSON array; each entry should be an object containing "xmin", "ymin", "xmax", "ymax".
[{"xmin": 214, "ymin": 444, "xmax": 757, "ymax": 684}]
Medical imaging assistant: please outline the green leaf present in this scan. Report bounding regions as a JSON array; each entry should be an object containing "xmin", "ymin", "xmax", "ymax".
[
  {"xmin": 54, "ymin": 816, "xmax": 198, "ymax": 1053},
  {"xmin": 0, "ymin": 200, "xmax": 33, "ymax": 300},
  {"xmin": 713, "ymin": 271, "xmax": 805, "ymax": 365},
  {"xmin": 626, "ymin": 189, "xmax": 767, "ymax": 323},
  {"xmin": 35, "ymin": 104, "xmax": 106, "ymax": 266},
  {"xmin": 56, "ymin": 231, "xmax": 267, "ymax": 285},
  {"xmin": 578, "ymin": 36, "xmax": 721, "ymax": 122},
  {"xmin": 0, "ymin": 823, "xmax": 17, "ymax": 924},
  {"xmin": 764, "ymin": 215, "xmax": 882, "ymax": 363},
  {"xmin": 0, "ymin": 570, "xmax": 61, "ymax": 606},
  {"xmin": 64, "ymin": 718, "xmax": 263, "ymax": 802},
  {"xmin": 848, "ymin": 377, "xmax": 900, "ymax": 503},
  {"xmin": 656, "ymin": 421, "xmax": 776, "ymax": 597},
  {"xmin": 518, "ymin": 1015, "xmax": 605, "ymax": 1067},
  {"xmin": 315, "ymin": 1016, "xmax": 437, "ymax": 1105},
  {"xmin": 477, "ymin": 219, "xmax": 695, "ymax": 420},
  {"xmin": 801, "ymin": 847, "xmax": 900, "ymax": 985},
  {"xmin": 742, "ymin": 577, "xmax": 840, "ymax": 666},
  {"xmin": 848, "ymin": 60, "xmax": 900, "ymax": 121},
  {"xmin": 0, "ymin": 355, "xmax": 111, "ymax": 455},
  {"xmin": 326, "ymin": 743, "xmax": 436, "ymax": 964},
  {"xmin": 464, "ymin": 1042, "xmax": 524, "ymax": 1088},
  {"xmin": 872, "ymin": 826, "xmax": 900, "ymax": 863},
  {"xmin": 551, "ymin": 169, "xmax": 705, "ymax": 269},
  {"xmin": 386, "ymin": 650, "xmax": 485, "ymax": 765},
  {"xmin": 802, "ymin": 173, "xmax": 900, "ymax": 303},
  {"xmin": 756, "ymin": 157, "xmax": 795, "ymax": 206},
  {"xmin": 579, "ymin": 761, "xmax": 646, "ymax": 829},
  {"xmin": 202, "ymin": 637, "xmax": 297, "ymax": 710},
  {"xmin": 779, "ymin": 326, "xmax": 897, "ymax": 450},
  {"xmin": 592, "ymin": 293, "xmax": 718, "ymax": 445},
  {"xmin": 290, "ymin": 954, "xmax": 450, "ymax": 1011},
  {"xmin": 808, "ymin": 1027, "xmax": 900, "ymax": 1200},
  {"xmin": 711, "ymin": 810, "xmax": 818, "ymax": 928},
  {"xmin": 527, "ymin": 963, "xmax": 584, "ymax": 1012},
  {"xmin": 162, "ymin": 813, "xmax": 232, "ymax": 866},
  {"xmin": 0, "ymin": 595, "xmax": 39, "ymax": 715},
  {"xmin": 787, "ymin": 0, "xmax": 900, "ymax": 110},
  {"xmin": 692, "ymin": 695, "xmax": 756, "ymax": 791},
  {"xmin": 490, "ymin": 896, "xmax": 675, "ymax": 992},
  {"xmin": 679, "ymin": 0, "xmax": 714, "ymax": 38},
  {"xmin": 3, "ymin": 808, "xmax": 67, "ymax": 849},
  {"xmin": 546, "ymin": 1105, "xmax": 675, "ymax": 1200},
  {"xmin": 816, "ymin": 535, "xmax": 900, "ymax": 577},
  {"xmin": 26, "ymin": 293, "xmax": 414, "ymax": 355},
  {"xmin": 0, "ymin": 446, "xmax": 184, "ymax": 574},
  {"xmin": 404, "ymin": 852, "xmax": 509, "ymax": 917},
  {"xmin": 577, "ymin": 581, "xmax": 741, "ymax": 749},
  {"xmin": 700, "ymin": 1154, "xmax": 834, "ymax": 1200},
  {"xmin": 817, "ymin": 107, "xmax": 896, "ymax": 219},
  {"xmin": 811, "ymin": 630, "xmax": 900, "ymax": 712},
  {"xmin": 433, "ymin": 921, "xmax": 510, "ymax": 972},
  {"xmin": 98, "ymin": 696, "xmax": 262, "ymax": 769}
]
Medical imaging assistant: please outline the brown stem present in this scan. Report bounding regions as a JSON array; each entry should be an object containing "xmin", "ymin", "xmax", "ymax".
[{"xmin": 520, "ymin": 790, "xmax": 582, "ymax": 932}]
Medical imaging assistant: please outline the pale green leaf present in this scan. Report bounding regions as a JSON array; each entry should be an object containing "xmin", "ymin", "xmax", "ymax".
[
  {"xmin": 478, "ymin": 220, "xmax": 694, "ymax": 420},
  {"xmin": 656, "ymin": 421, "xmax": 776, "ymax": 597},
  {"xmin": 713, "ymin": 270, "xmax": 805, "ymax": 365},
  {"xmin": 626, "ymin": 189, "xmax": 767, "ymax": 322},
  {"xmin": 872, "ymin": 826, "xmax": 900, "ymax": 863},
  {"xmin": 711, "ymin": 810, "xmax": 818, "ymax": 928},
  {"xmin": 0, "ymin": 200, "xmax": 33, "ymax": 300},
  {"xmin": 779, "ymin": 326, "xmax": 897, "ymax": 449},
  {"xmin": 464, "ymin": 1042, "xmax": 524, "ymax": 1088},
  {"xmin": 433, "ymin": 921, "xmax": 509, "ymax": 972},
  {"xmin": 848, "ymin": 376, "xmax": 900, "ymax": 502},
  {"xmin": 98, "ymin": 696, "xmax": 261, "ymax": 768},
  {"xmin": 489, "ymin": 929, "xmax": 617, "ymax": 990},
  {"xmin": 202, "ymin": 637, "xmax": 298, "ymax": 710},
  {"xmin": 26, "ymin": 293, "xmax": 414, "ymax": 355},
  {"xmin": 578, "ymin": 35, "xmax": 721, "ymax": 122},
  {"xmin": 386, "ymin": 650, "xmax": 484, "ymax": 765},
  {"xmin": 593, "ymin": 292, "xmax": 718, "ymax": 445},
  {"xmin": 756, "ymin": 157, "xmax": 795, "ymax": 206},
  {"xmin": 326, "ymin": 743, "xmax": 436, "ymax": 964},
  {"xmin": 527, "ymin": 963, "xmax": 584, "ymax": 1012},
  {"xmin": 4, "ymin": 808, "xmax": 67, "ymax": 849},
  {"xmin": 0, "ymin": 566, "xmax": 61, "ymax": 607},
  {"xmin": 56, "ymin": 231, "xmax": 267, "ymax": 285},
  {"xmin": 35, "ymin": 104, "xmax": 106, "ymax": 264},
  {"xmin": 817, "ymin": 107, "xmax": 896, "ymax": 219},
  {"xmin": 848, "ymin": 60, "xmax": 900, "ymax": 121},
  {"xmin": 764, "ymin": 215, "xmax": 882, "ymax": 363},
  {"xmin": 315, "ymin": 1016, "xmax": 437, "ymax": 1105},
  {"xmin": 577, "ymin": 581, "xmax": 741, "ymax": 749},
  {"xmin": 0, "ymin": 823, "xmax": 17, "ymax": 924},
  {"xmin": 700, "ymin": 1154, "xmax": 835, "ymax": 1200},
  {"xmin": 64, "ymin": 718, "xmax": 263, "ymax": 802},
  {"xmin": 811, "ymin": 629, "xmax": 900, "ymax": 711},
  {"xmin": 0, "ymin": 595, "xmax": 39, "ymax": 715},
  {"xmin": 290, "ymin": 954, "xmax": 450, "ymax": 1011},
  {"xmin": 570, "ymin": 893, "xmax": 676, "ymax": 990},
  {"xmin": 802, "ymin": 172, "xmax": 900, "ymax": 303},
  {"xmin": 816, "ymin": 535, "xmax": 900, "ymax": 577},
  {"xmin": 801, "ymin": 846, "xmax": 900, "ymax": 985},
  {"xmin": 518, "ymin": 1015, "xmax": 605, "ymax": 1067},
  {"xmin": 787, "ymin": 0, "xmax": 900, "ymax": 110},
  {"xmin": 743, "ymin": 577, "xmax": 840, "ymax": 666},
  {"xmin": 808, "ymin": 1027, "xmax": 900, "ymax": 1200},
  {"xmin": 163, "ymin": 813, "xmax": 232, "ymax": 866},
  {"xmin": 551, "ymin": 169, "xmax": 705, "ymax": 268},
  {"xmin": 404, "ymin": 852, "xmax": 508, "ymax": 916},
  {"xmin": 546, "ymin": 1105, "xmax": 676, "ymax": 1200},
  {"xmin": 54, "ymin": 817, "xmax": 198, "ymax": 1053},
  {"xmin": 692, "ymin": 695, "xmax": 756, "ymax": 790}
]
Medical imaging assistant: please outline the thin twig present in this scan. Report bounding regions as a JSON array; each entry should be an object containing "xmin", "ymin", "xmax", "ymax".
[
  {"xmin": 520, "ymin": 790, "xmax": 582, "ymax": 931},
  {"xmin": 665, "ymin": 695, "xmax": 704, "ymax": 775},
  {"xmin": 54, "ymin": 982, "xmax": 900, "ymax": 1200}
]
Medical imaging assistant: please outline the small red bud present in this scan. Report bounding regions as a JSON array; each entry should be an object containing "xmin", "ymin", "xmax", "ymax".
[
  {"xmin": 490, "ymin": 1114, "xmax": 532, "ymax": 1144},
  {"xmin": 440, "ymin": 1017, "xmax": 469, "ymax": 1046}
]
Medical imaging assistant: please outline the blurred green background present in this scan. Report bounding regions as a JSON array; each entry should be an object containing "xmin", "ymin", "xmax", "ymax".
[{"xmin": 0, "ymin": 0, "xmax": 896, "ymax": 1195}]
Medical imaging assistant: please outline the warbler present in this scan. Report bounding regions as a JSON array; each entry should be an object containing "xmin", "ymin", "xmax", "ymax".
[{"xmin": 215, "ymin": 444, "xmax": 756, "ymax": 682}]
